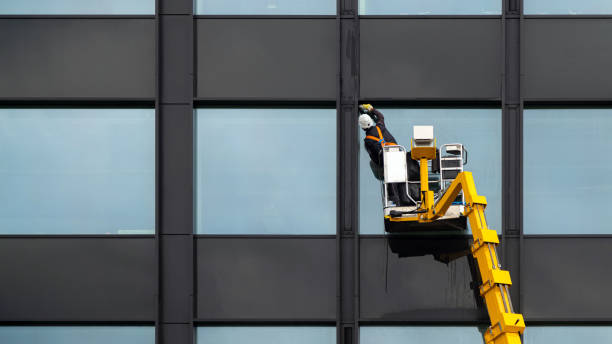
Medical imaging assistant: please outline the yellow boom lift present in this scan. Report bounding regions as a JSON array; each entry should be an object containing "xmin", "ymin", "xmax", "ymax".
[{"xmin": 378, "ymin": 125, "xmax": 525, "ymax": 344}]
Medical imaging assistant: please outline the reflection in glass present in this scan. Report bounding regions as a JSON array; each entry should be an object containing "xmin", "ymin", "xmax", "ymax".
[
  {"xmin": 195, "ymin": 108, "xmax": 336, "ymax": 234},
  {"xmin": 361, "ymin": 326, "xmax": 483, "ymax": 344},
  {"xmin": 359, "ymin": 108, "xmax": 501, "ymax": 235},
  {"xmin": 0, "ymin": 0, "xmax": 153, "ymax": 14},
  {"xmin": 195, "ymin": 0, "xmax": 336, "ymax": 15},
  {"xmin": 358, "ymin": 0, "xmax": 501, "ymax": 15},
  {"xmin": 0, "ymin": 326, "xmax": 154, "ymax": 344},
  {"xmin": 0, "ymin": 109, "xmax": 155, "ymax": 235},
  {"xmin": 197, "ymin": 326, "xmax": 336, "ymax": 344},
  {"xmin": 526, "ymin": 326, "xmax": 612, "ymax": 342},
  {"xmin": 525, "ymin": 1, "xmax": 612, "ymax": 14},
  {"xmin": 524, "ymin": 109, "xmax": 612, "ymax": 234}
]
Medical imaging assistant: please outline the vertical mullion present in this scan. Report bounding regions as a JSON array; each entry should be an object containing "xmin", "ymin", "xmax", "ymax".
[
  {"xmin": 502, "ymin": 0, "xmax": 523, "ymax": 313},
  {"xmin": 338, "ymin": 0, "xmax": 360, "ymax": 343},
  {"xmin": 158, "ymin": 0, "xmax": 195, "ymax": 344},
  {"xmin": 155, "ymin": 0, "xmax": 161, "ymax": 342},
  {"xmin": 518, "ymin": 0, "xmax": 525, "ymax": 316}
]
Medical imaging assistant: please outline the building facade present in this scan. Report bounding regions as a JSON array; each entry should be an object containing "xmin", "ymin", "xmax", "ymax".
[{"xmin": 1, "ymin": 0, "xmax": 611, "ymax": 343}]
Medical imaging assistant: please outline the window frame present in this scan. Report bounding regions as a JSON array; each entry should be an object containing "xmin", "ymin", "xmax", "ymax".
[
  {"xmin": 193, "ymin": 107, "xmax": 337, "ymax": 235},
  {"xmin": 0, "ymin": 107, "xmax": 156, "ymax": 236}
]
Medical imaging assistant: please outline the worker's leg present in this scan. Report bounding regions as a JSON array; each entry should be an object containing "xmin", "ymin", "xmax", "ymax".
[
  {"xmin": 406, "ymin": 151, "xmax": 421, "ymax": 201},
  {"xmin": 387, "ymin": 183, "xmax": 402, "ymax": 206},
  {"xmin": 397, "ymin": 183, "xmax": 415, "ymax": 206}
]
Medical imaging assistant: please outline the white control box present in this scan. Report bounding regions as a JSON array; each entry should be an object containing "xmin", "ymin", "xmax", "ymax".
[
  {"xmin": 413, "ymin": 125, "xmax": 434, "ymax": 146},
  {"xmin": 383, "ymin": 147, "xmax": 408, "ymax": 183}
]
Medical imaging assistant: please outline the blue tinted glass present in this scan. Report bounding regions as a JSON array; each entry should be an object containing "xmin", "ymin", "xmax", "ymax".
[
  {"xmin": 359, "ymin": 0, "xmax": 501, "ymax": 15},
  {"xmin": 195, "ymin": 0, "xmax": 336, "ymax": 15},
  {"xmin": 361, "ymin": 326, "xmax": 483, "ymax": 343},
  {"xmin": 359, "ymin": 109, "xmax": 501, "ymax": 235},
  {"xmin": 0, "ymin": 0, "xmax": 153, "ymax": 14},
  {"xmin": 195, "ymin": 108, "xmax": 336, "ymax": 234},
  {"xmin": 0, "ymin": 109, "xmax": 155, "ymax": 235},
  {"xmin": 525, "ymin": 1, "xmax": 612, "ymax": 14},
  {"xmin": 0, "ymin": 326, "xmax": 154, "ymax": 344},
  {"xmin": 524, "ymin": 109, "xmax": 612, "ymax": 234},
  {"xmin": 197, "ymin": 326, "xmax": 336, "ymax": 344},
  {"xmin": 526, "ymin": 326, "xmax": 612, "ymax": 342}
]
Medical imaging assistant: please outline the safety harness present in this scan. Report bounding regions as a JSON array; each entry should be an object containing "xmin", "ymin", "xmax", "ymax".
[{"xmin": 366, "ymin": 126, "xmax": 397, "ymax": 146}]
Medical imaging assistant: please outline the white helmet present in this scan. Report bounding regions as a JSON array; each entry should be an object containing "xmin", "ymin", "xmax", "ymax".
[{"xmin": 359, "ymin": 114, "xmax": 375, "ymax": 130}]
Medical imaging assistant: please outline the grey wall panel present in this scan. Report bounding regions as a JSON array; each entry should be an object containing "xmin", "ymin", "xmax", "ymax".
[
  {"xmin": 523, "ymin": 237, "xmax": 612, "ymax": 320},
  {"xmin": 0, "ymin": 19, "xmax": 155, "ymax": 99},
  {"xmin": 524, "ymin": 19, "xmax": 612, "ymax": 100},
  {"xmin": 360, "ymin": 237, "xmax": 488, "ymax": 321},
  {"xmin": 0, "ymin": 238, "xmax": 155, "ymax": 321},
  {"xmin": 196, "ymin": 237, "xmax": 336, "ymax": 320},
  {"xmin": 360, "ymin": 19, "xmax": 501, "ymax": 100},
  {"xmin": 196, "ymin": 19, "xmax": 336, "ymax": 100}
]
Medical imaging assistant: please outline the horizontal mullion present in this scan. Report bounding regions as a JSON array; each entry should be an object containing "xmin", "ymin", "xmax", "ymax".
[
  {"xmin": 0, "ymin": 15, "xmax": 155, "ymax": 19},
  {"xmin": 194, "ymin": 15, "xmax": 336, "ymax": 19},
  {"xmin": 524, "ymin": 100, "xmax": 612, "ymax": 108},
  {"xmin": 523, "ymin": 15, "xmax": 612, "ymax": 19},
  {"xmin": 525, "ymin": 318, "xmax": 612, "ymax": 324},
  {"xmin": 358, "ymin": 99, "xmax": 502, "ymax": 108},
  {"xmin": 0, "ymin": 320, "xmax": 155, "ymax": 325},
  {"xmin": 194, "ymin": 234, "xmax": 337, "ymax": 239},
  {"xmin": 358, "ymin": 319, "xmax": 489, "ymax": 325},
  {"xmin": 0, "ymin": 235, "xmax": 155, "ymax": 239},
  {"xmin": 194, "ymin": 99, "xmax": 336, "ymax": 107},
  {"xmin": 195, "ymin": 319, "xmax": 336, "ymax": 325},
  {"xmin": 0, "ymin": 99, "xmax": 155, "ymax": 108},
  {"xmin": 359, "ymin": 15, "xmax": 502, "ymax": 19},
  {"xmin": 359, "ymin": 234, "xmax": 474, "ymax": 239},
  {"xmin": 523, "ymin": 234, "xmax": 612, "ymax": 239}
]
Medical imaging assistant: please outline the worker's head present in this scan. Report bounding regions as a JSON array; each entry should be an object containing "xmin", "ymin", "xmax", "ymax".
[{"xmin": 359, "ymin": 114, "xmax": 375, "ymax": 130}]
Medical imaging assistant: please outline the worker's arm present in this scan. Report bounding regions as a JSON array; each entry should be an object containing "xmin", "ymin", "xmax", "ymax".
[{"xmin": 371, "ymin": 108, "xmax": 385, "ymax": 126}]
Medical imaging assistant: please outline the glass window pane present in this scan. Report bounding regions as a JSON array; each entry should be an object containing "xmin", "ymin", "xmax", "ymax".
[
  {"xmin": 195, "ymin": 0, "xmax": 336, "ymax": 15},
  {"xmin": 0, "ymin": 326, "xmax": 154, "ymax": 344},
  {"xmin": 197, "ymin": 326, "xmax": 335, "ymax": 344},
  {"xmin": 359, "ymin": 0, "xmax": 501, "ymax": 15},
  {"xmin": 195, "ymin": 108, "xmax": 336, "ymax": 234},
  {"xmin": 359, "ymin": 108, "xmax": 501, "ymax": 235},
  {"xmin": 524, "ymin": 109, "xmax": 612, "ymax": 234},
  {"xmin": 0, "ymin": 109, "xmax": 155, "ymax": 235},
  {"xmin": 0, "ymin": 0, "xmax": 154, "ymax": 15},
  {"xmin": 526, "ymin": 326, "xmax": 612, "ymax": 342},
  {"xmin": 361, "ymin": 326, "xmax": 483, "ymax": 344},
  {"xmin": 525, "ymin": 1, "xmax": 612, "ymax": 15}
]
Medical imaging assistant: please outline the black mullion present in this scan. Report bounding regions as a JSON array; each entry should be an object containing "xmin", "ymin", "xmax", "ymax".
[
  {"xmin": 157, "ymin": 1, "xmax": 195, "ymax": 344},
  {"xmin": 338, "ymin": 0, "xmax": 359, "ymax": 344}
]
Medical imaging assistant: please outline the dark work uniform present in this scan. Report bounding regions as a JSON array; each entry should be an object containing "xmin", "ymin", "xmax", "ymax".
[
  {"xmin": 363, "ymin": 109, "xmax": 398, "ymax": 166},
  {"xmin": 363, "ymin": 109, "xmax": 420, "ymax": 205}
]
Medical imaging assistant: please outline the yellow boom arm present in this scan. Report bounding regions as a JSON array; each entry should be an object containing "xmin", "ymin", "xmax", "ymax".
[{"xmin": 425, "ymin": 171, "xmax": 526, "ymax": 344}]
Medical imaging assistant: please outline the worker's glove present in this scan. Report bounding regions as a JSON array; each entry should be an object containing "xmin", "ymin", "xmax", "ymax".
[{"xmin": 359, "ymin": 104, "xmax": 374, "ymax": 114}]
